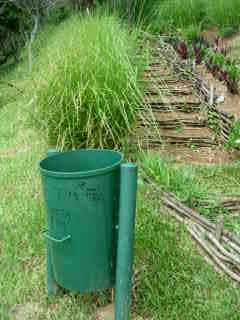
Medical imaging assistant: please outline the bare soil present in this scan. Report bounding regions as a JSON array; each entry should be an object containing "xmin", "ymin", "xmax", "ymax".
[
  {"xmin": 153, "ymin": 111, "xmax": 206, "ymax": 125},
  {"xmin": 10, "ymin": 303, "xmax": 42, "ymax": 320},
  {"xmin": 152, "ymin": 145, "xmax": 240, "ymax": 165}
]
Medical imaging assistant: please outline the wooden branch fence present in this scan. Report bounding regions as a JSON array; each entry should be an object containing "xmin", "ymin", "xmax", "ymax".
[{"xmin": 147, "ymin": 178, "xmax": 240, "ymax": 284}]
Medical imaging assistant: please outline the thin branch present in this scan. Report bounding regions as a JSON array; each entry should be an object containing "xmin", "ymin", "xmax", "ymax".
[{"xmin": 187, "ymin": 224, "xmax": 240, "ymax": 283}]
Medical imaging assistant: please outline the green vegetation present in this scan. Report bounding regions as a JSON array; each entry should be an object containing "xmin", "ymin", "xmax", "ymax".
[
  {"xmin": 207, "ymin": 0, "xmax": 240, "ymax": 36},
  {"xmin": 172, "ymin": 35, "xmax": 240, "ymax": 94},
  {"xmin": 141, "ymin": 154, "xmax": 240, "ymax": 234},
  {"xmin": 1, "ymin": 102, "xmax": 240, "ymax": 318},
  {"xmin": 111, "ymin": 0, "xmax": 159, "ymax": 27},
  {"xmin": 0, "ymin": 2, "xmax": 28, "ymax": 65},
  {"xmin": 204, "ymin": 46, "xmax": 240, "ymax": 94},
  {"xmin": 1, "ymin": 3, "xmax": 240, "ymax": 319},
  {"xmin": 135, "ymin": 185, "xmax": 240, "ymax": 319},
  {"xmin": 228, "ymin": 121, "xmax": 240, "ymax": 150},
  {"xmin": 127, "ymin": 0, "xmax": 240, "ymax": 36},
  {"xmin": 33, "ymin": 14, "xmax": 146, "ymax": 150},
  {"xmin": 154, "ymin": 0, "xmax": 206, "ymax": 33},
  {"xmin": 141, "ymin": 155, "xmax": 208, "ymax": 207},
  {"xmin": 182, "ymin": 24, "xmax": 203, "ymax": 43}
]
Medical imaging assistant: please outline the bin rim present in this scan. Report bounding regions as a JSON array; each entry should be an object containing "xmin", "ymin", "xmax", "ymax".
[{"xmin": 39, "ymin": 149, "xmax": 123, "ymax": 179}]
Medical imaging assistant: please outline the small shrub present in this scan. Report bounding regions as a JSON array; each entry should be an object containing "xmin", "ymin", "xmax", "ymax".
[
  {"xmin": 227, "ymin": 121, "xmax": 240, "ymax": 149},
  {"xmin": 45, "ymin": 5, "xmax": 72, "ymax": 24},
  {"xmin": 219, "ymin": 26, "xmax": 236, "ymax": 38},
  {"xmin": 34, "ymin": 14, "xmax": 146, "ymax": 150},
  {"xmin": 0, "ymin": 3, "xmax": 28, "ymax": 65},
  {"xmin": 225, "ymin": 63, "xmax": 240, "ymax": 94},
  {"xmin": 182, "ymin": 24, "xmax": 202, "ymax": 43}
]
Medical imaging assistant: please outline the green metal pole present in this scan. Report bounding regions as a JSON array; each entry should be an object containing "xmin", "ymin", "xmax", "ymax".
[
  {"xmin": 115, "ymin": 163, "xmax": 138, "ymax": 320},
  {"xmin": 45, "ymin": 149, "xmax": 59, "ymax": 295}
]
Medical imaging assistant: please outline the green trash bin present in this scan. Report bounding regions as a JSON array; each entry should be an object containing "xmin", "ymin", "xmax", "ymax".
[
  {"xmin": 40, "ymin": 149, "xmax": 122, "ymax": 293},
  {"xmin": 39, "ymin": 149, "xmax": 138, "ymax": 320}
]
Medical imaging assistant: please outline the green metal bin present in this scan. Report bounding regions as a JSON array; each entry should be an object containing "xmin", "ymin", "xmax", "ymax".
[
  {"xmin": 39, "ymin": 149, "xmax": 138, "ymax": 320},
  {"xmin": 40, "ymin": 149, "xmax": 123, "ymax": 293}
]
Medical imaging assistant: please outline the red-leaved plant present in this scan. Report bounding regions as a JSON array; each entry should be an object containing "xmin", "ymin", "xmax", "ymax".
[
  {"xmin": 192, "ymin": 42, "xmax": 204, "ymax": 64},
  {"xmin": 175, "ymin": 41, "xmax": 188, "ymax": 59}
]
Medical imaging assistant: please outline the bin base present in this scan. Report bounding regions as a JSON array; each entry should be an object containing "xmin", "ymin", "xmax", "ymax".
[{"xmin": 46, "ymin": 248, "xmax": 59, "ymax": 296}]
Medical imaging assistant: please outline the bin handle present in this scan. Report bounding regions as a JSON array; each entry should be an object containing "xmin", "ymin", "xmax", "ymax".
[{"xmin": 42, "ymin": 230, "xmax": 71, "ymax": 243}]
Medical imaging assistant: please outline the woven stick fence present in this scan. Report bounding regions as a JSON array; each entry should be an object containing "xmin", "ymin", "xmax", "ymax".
[
  {"xmin": 156, "ymin": 38, "xmax": 235, "ymax": 144},
  {"xmin": 142, "ymin": 161, "xmax": 240, "ymax": 283},
  {"xmin": 149, "ymin": 181, "xmax": 240, "ymax": 283}
]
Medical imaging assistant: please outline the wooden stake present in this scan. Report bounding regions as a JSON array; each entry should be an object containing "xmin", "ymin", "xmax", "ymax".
[
  {"xmin": 216, "ymin": 215, "xmax": 224, "ymax": 242},
  {"xmin": 209, "ymin": 85, "xmax": 214, "ymax": 106}
]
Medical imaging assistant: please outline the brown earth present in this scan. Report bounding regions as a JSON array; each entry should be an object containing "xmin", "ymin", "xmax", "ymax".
[{"xmin": 152, "ymin": 145, "xmax": 239, "ymax": 165}]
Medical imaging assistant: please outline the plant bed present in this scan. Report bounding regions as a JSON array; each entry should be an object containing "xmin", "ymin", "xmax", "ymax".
[
  {"xmin": 133, "ymin": 36, "xmax": 240, "ymax": 163},
  {"xmin": 158, "ymin": 37, "xmax": 240, "ymax": 148},
  {"xmin": 152, "ymin": 145, "xmax": 239, "ymax": 165},
  {"xmin": 170, "ymin": 35, "xmax": 240, "ymax": 95}
]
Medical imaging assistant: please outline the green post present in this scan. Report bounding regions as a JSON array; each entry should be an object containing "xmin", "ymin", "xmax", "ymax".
[
  {"xmin": 45, "ymin": 149, "xmax": 60, "ymax": 295},
  {"xmin": 115, "ymin": 163, "xmax": 138, "ymax": 320}
]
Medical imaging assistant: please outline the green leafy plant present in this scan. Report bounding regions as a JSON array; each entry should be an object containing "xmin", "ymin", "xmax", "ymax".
[
  {"xmin": 34, "ymin": 14, "xmax": 147, "ymax": 150},
  {"xmin": 182, "ymin": 24, "xmax": 202, "ymax": 43},
  {"xmin": 207, "ymin": 110, "xmax": 220, "ymax": 134},
  {"xmin": 203, "ymin": 42, "xmax": 240, "ymax": 93},
  {"xmin": 205, "ymin": 50, "xmax": 224, "ymax": 72},
  {"xmin": 228, "ymin": 120, "xmax": 240, "ymax": 149},
  {"xmin": 226, "ymin": 63, "xmax": 240, "ymax": 94},
  {"xmin": 0, "ymin": 2, "xmax": 28, "ymax": 65},
  {"xmin": 192, "ymin": 41, "xmax": 207, "ymax": 64},
  {"xmin": 219, "ymin": 26, "xmax": 236, "ymax": 38},
  {"xmin": 212, "ymin": 52, "xmax": 225, "ymax": 68}
]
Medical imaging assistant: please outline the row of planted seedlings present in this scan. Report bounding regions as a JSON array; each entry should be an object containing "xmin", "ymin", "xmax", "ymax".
[{"xmin": 171, "ymin": 35, "xmax": 240, "ymax": 94}]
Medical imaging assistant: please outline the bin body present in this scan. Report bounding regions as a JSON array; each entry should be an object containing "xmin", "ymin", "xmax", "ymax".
[{"xmin": 39, "ymin": 149, "xmax": 122, "ymax": 293}]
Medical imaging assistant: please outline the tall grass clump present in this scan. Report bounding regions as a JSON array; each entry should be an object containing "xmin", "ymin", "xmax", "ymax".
[
  {"xmin": 110, "ymin": 0, "xmax": 159, "ymax": 28},
  {"xmin": 154, "ymin": 0, "xmax": 206, "ymax": 33},
  {"xmin": 34, "ymin": 13, "xmax": 146, "ymax": 150},
  {"xmin": 155, "ymin": 0, "xmax": 240, "ymax": 35},
  {"xmin": 207, "ymin": 0, "xmax": 240, "ymax": 36}
]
